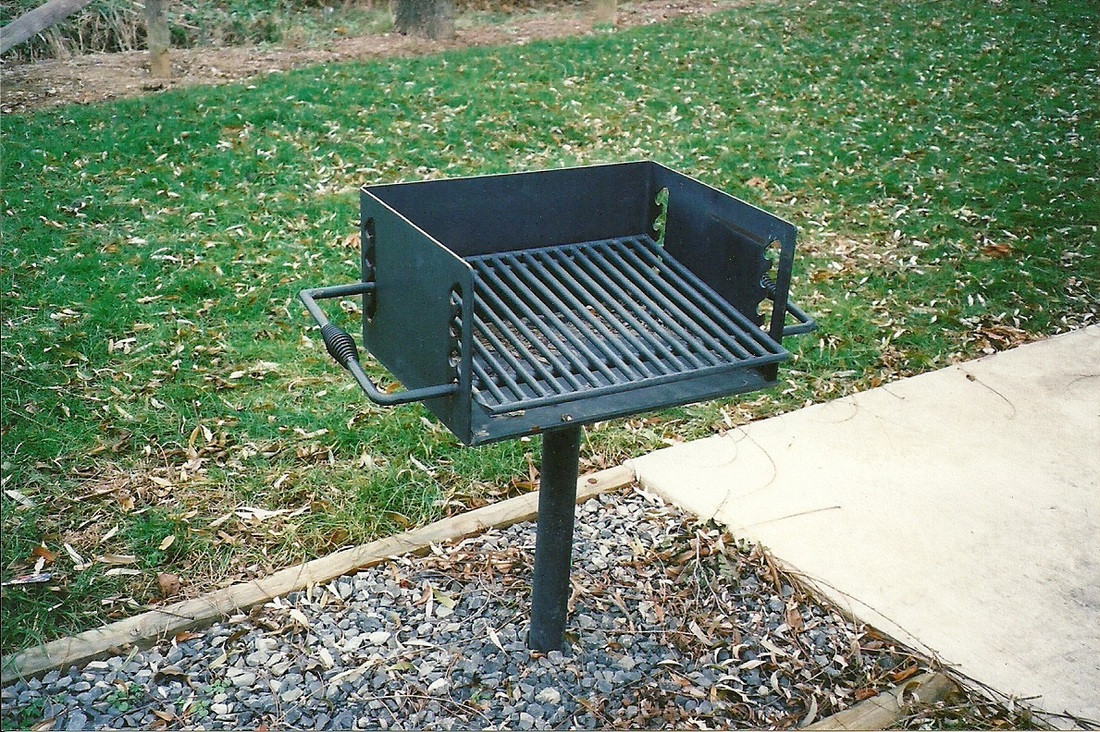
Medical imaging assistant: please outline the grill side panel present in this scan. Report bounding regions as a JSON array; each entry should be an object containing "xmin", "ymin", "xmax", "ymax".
[
  {"xmin": 650, "ymin": 164, "xmax": 797, "ymax": 328},
  {"xmin": 360, "ymin": 191, "xmax": 475, "ymax": 443}
]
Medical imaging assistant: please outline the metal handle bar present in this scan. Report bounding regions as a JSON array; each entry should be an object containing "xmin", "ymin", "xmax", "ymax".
[
  {"xmin": 299, "ymin": 283, "xmax": 458, "ymax": 406},
  {"xmin": 761, "ymin": 277, "xmax": 818, "ymax": 337}
]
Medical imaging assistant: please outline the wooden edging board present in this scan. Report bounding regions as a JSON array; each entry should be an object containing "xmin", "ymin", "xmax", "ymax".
[
  {"xmin": 1, "ymin": 464, "xmax": 636, "ymax": 684},
  {"xmin": 805, "ymin": 671, "xmax": 956, "ymax": 729}
]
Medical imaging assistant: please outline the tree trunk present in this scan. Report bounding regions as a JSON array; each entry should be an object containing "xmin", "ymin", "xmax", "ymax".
[
  {"xmin": 392, "ymin": 0, "xmax": 455, "ymax": 40},
  {"xmin": 592, "ymin": 0, "xmax": 616, "ymax": 25},
  {"xmin": 145, "ymin": 0, "xmax": 170, "ymax": 79},
  {"xmin": 0, "ymin": 0, "xmax": 94, "ymax": 55}
]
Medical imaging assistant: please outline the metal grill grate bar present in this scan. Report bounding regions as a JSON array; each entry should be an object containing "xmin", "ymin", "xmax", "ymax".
[
  {"xmin": 462, "ymin": 236, "xmax": 785, "ymax": 412},
  {"xmin": 563, "ymin": 245, "xmax": 712, "ymax": 371},
  {"xmin": 472, "ymin": 270, "xmax": 586, "ymax": 391},
  {"xmin": 583, "ymin": 242, "xmax": 738, "ymax": 365},
  {"xmin": 512, "ymin": 252, "xmax": 648, "ymax": 382},
  {"xmin": 625, "ymin": 239, "xmax": 776, "ymax": 357},
  {"xmin": 610, "ymin": 239, "xmax": 768, "ymax": 359},
  {"xmin": 473, "ymin": 259, "xmax": 617, "ymax": 388},
  {"xmin": 462, "ymin": 310, "xmax": 542, "ymax": 400},
  {"xmin": 541, "ymin": 248, "xmax": 693, "ymax": 376}
]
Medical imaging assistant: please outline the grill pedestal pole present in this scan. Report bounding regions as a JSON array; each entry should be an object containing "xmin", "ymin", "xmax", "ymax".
[{"xmin": 528, "ymin": 426, "xmax": 581, "ymax": 652}]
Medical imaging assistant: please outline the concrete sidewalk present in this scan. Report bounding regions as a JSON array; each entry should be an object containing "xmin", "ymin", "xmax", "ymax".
[{"xmin": 631, "ymin": 325, "xmax": 1100, "ymax": 725}]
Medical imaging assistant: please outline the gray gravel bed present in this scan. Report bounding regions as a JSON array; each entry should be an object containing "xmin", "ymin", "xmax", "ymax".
[{"xmin": 2, "ymin": 487, "xmax": 921, "ymax": 730}]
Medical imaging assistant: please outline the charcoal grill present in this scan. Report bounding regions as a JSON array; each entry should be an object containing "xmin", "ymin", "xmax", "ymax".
[{"xmin": 300, "ymin": 161, "xmax": 815, "ymax": 650}]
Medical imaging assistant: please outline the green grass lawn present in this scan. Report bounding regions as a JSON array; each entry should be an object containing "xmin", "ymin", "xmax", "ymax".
[{"xmin": 2, "ymin": 0, "xmax": 1096, "ymax": 654}]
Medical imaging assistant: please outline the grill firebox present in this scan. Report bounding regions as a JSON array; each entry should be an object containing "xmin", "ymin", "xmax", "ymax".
[{"xmin": 300, "ymin": 161, "xmax": 814, "ymax": 651}]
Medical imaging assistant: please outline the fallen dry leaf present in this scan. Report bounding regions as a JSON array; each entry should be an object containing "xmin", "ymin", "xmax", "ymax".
[
  {"xmin": 891, "ymin": 665, "xmax": 920, "ymax": 683},
  {"xmin": 487, "ymin": 627, "xmax": 506, "ymax": 653},
  {"xmin": 801, "ymin": 695, "xmax": 818, "ymax": 726},
  {"xmin": 208, "ymin": 512, "xmax": 234, "ymax": 528},
  {"xmin": 4, "ymin": 488, "xmax": 36, "ymax": 508},
  {"xmin": 63, "ymin": 543, "xmax": 88, "ymax": 568},
  {"xmin": 981, "ymin": 242, "xmax": 1014, "ymax": 258},
  {"xmin": 157, "ymin": 572, "xmax": 181, "ymax": 598},
  {"xmin": 326, "ymin": 527, "xmax": 350, "ymax": 546},
  {"xmin": 153, "ymin": 668, "xmax": 189, "ymax": 684},
  {"xmin": 854, "ymin": 686, "xmax": 879, "ymax": 701},
  {"xmin": 786, "ymin": 603, "xmax": 804, "ymax": 632},
  {"xmin": 105, "ymin": 567, "xmax": 142, "ymax": 577},
  {"xmin": 235, "ymin": 506, "xmax": 289, "ymax": 522}
]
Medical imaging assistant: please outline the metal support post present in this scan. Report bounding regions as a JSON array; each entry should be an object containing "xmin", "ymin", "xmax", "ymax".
[{"xmin": 528, "ymin": 426, "xmax": 581, "ymax": 652}]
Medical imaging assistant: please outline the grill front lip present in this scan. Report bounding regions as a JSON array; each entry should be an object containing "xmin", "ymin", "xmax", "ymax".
[{"xmin": 461, "ymin": 235, "xmax": 787, "ymax": 415}]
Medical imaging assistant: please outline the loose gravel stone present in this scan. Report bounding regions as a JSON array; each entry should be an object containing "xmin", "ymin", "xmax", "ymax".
[
  {"xmin": 65, "ymin": 709, "xmax": 87, "ymax": 730},
  {"xmin": 2, "ymin": 489, "xmax": 927, "ymax": 730},
  {"xmin": 367, "ymin": 630, "xmax": 391, "ymax": 645},
  {"xmin": 229, "ymin": 670, "xmax": 257, "ymax": 687},
  {"xmin": 535, "ymin": 687, "xmax": 561, "ymax": 705}
]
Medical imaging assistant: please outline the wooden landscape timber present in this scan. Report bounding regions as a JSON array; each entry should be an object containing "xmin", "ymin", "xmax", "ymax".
[
  {"xmin": 805, "ymin": 671, "xmax": 958, "ymax": 729},
  {"xmin": 0, "ymin": 0, "xmax": 95, "ymax": 55},
  {"xmin": 0, "ymin": 464, "xmax": 635, "ymax": 684}
]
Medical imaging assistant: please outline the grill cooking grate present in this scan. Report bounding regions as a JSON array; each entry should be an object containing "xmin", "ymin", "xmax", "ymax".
[{"xmin": 458, "ymin": 235, "xmax": 786, "ymax": 413}]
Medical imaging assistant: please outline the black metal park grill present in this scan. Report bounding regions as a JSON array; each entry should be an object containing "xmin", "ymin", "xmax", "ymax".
[{"xmin": 300, "ymin": 161, "xmax": 814, "ymax": 650}]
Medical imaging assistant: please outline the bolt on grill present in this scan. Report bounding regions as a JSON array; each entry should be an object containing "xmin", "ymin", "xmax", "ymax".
[{"xmin": 300, "ymin": 162, "xmax": 815, "ymax": 651}]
